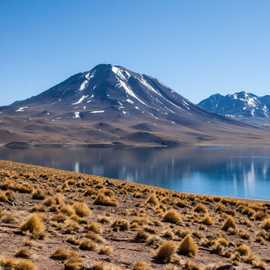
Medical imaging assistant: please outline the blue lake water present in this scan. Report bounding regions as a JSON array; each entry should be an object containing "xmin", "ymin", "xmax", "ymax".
[{"xmin": 0, "ymin": 146, "xmax": 270, "ymax": 200}]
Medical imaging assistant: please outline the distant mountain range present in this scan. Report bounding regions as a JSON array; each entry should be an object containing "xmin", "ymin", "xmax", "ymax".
[
  {"xmin": 0, "ymin": 65, "xmax": 267, "ymax": 147},
  {"xmin": 198, "ymin": 91, "xmax": 270, "ymax": 119}
]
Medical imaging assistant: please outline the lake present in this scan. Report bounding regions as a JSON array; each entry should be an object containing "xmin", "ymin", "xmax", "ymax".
[{"xmin": 0, "ymin": 146, "xmax": 270, "ymax": 200}]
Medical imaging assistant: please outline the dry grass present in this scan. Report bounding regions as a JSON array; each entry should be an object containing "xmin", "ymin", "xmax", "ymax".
[
  {"xmin": 133, "ymin": 261, "xmax": 152, "ymax": 270},
  {"xmin": 15, "ymin": 248, "xmax": 32, "ymax": 259},
  {"xmin": 20, "ymin": 213, "xmax": 45, "ymax": 238},
  {"xmin": 0, "ymin": 257, "xmax": 37, "ymax": 270},
  {"xmin": 155, "ymin": 241, "xmax": 176, "ymax": 263},
  {"xmin": 79, "ymin": 239, "xmax": 97, "ymax": 251},
  {"xmin": 94, "ymin": 191, "xmax": 118, "ymax": 207},
  {"xmin": 222, "ymin": 216, "xmax": 236, "ymax": 231},
  {"xmin": 50, "ymin": 247, "xmax": 78, "ymax": 261},
  {"xmin": 177, "ymin": 235, "xmax": 198, "ymax": 257},
  {"xmin": 72, "ymin": 202, "xmax": 91, "ymax": 217},
  {"xmin": 162, "ymin": 209, "xmax": 181, "ymax": 224}
]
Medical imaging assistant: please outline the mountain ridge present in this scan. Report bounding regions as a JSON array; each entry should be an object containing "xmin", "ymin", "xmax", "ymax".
[
  {"xmin": 198, "ymin": 91, "xmax": 270, "ymax": 119},
  {"xmin": 0, "ymin": 64, "xmax": 268, "ymax": 147}
]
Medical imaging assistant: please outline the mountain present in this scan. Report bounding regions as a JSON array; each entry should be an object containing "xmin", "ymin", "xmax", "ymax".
[
  {"xmin": 3, "ymin": 64, "xmax": 231, "ymax": 127},
  {"xmin": 198, "ymin": 91, "xmax": 270, "ymax": 119},
  {"xmin": 0, "ymin": 65, "xmax": 267, "ymax": 147}
]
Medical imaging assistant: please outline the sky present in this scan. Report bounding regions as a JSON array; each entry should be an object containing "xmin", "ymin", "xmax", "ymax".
[{"xmin": 1, "ymin": 0, "xmax": 270, "ymax": 106}]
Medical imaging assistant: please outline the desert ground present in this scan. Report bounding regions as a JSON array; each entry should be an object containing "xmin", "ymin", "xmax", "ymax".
[{"xmin": 0, "ymin": 160, "xmax": 269, "ymax": 270}]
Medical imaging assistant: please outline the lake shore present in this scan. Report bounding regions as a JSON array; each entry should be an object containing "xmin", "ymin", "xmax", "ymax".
[{"xmin": 0, "ymin": 160, "xmax": 269, "ymax": 270}]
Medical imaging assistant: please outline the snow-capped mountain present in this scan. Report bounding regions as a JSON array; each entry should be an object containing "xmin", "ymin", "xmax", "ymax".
[
  {"xmin": 0, "ymin": 65, "xmax": 267, "ymax": 146},
  {"xmin": 1, "ymin": 64, "xmax": 233, "ymax": 127},
  {"xmin": 198, "ymin": 91, "xmax": 270, "ymax": 119}
]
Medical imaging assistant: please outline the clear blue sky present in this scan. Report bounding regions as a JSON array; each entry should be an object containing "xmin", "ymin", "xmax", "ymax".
[{"xmin": 1, "ymin": 0, "xmax": 270, "ymax": 106}]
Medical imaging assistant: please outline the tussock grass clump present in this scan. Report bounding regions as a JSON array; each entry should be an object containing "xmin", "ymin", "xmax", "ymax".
[
  {"xmin": 51, "ymin": 247, "xmax": 78, "ymax": 261},
  {"xmin": 92, "ymin": 262, "xmax": 122, "ymax": 270},
  {"xmin": 64, "ymin": 257, "xmax": 83, "ymax": 270},
  {"xmin": 15, "ymin": 248, "xmax": 32, "ymax": 259},
  {"xmin": 97, "ymin": 216, "xmax": 111, "ymax": 224},
  {"xmin": 112, "ymin": 219, "xmax": 129, "ymax": 231},
  {"xmin": 183, "ymin": 260, "xmax": 202, "ymax": 270},
  {"xmin": 254, "ymin": 211, "xmax": 266, "ymax": 221},
  {"xmin": 98, "ymin": 245, "xmax": 113, "ymax": 256},
  {"xmin": 85, "ymin": 231, "xmax": 105, "ymax": 243},
  {"xmin": 87, "ymin": 221, "xmax": 102, "ymax": 234},
  {"xmin": 145, "ymin": 194, "xmax": 159, "ymax": 206},
  {"xmin": 236, "ymin": 244, "xmax": 252, "ymax": 257},
  {"xmin": 63, "ymin": 219, "xmax": 80, "ymax": 234},
  {"xmin": 222, "ymin": 216, "xmax": 236, "ymax": 231},
  {"xmin": 163, "ymin": 209, "xmax": 181, "ymax": 224},
  {"xmin": 134, "ymin": 231, "xmax": 150, "ymax": 243},
  {"xmin": 193, "ymin": 204, "xmax": 208, "ymax": 214},
  {"xmin": 262, "ymin": 217, "xmax": 270, "ymax": 231},
  {"xmin": 79, "ymin": 239, "xmax": 97, "ymax": 251},
  {"xmin": 177, "ymin": 235, "xmax": 198, "ymax": 257},
  {"xmin": 155, "ymin": 241, "xmax": 176, "ymax": 263},
  {"xmin": 66, "ymin": 236, "xmax": 80, "ymax": 246},
  {"xmin": 0, "ymin": 257, "xmax": 37, "ymax": 270},
  {"xmin": 133, "ymin": 261, "xmax": 152, "ymax": 270},
  {"xmin": 0, "ymin": 192, "xmax": 8, "ymax": 202},
  {"xmin": 32, "ymin": 189, "xmax": 45, "ymax": 200},
  {"xmin": 1, "ymin": 212, "xmax": 17, "ymax": 224},
  {"xmin": 146, "ymin": 235, "xmax": 162, "ymax": 249},
  {"xmin": 94, "ymin": 193, "xmax": 118, "ymax": 207},
  {"xmin": 72, "ymin": 202, "xmax": 91, "ymax": 217},
  {"xmin": 161, "ymin": 230, "xmax": 174, "ymax": 240},
  {"xmin": 20, "ymin": 213, "xmax": 45, "ymax": 238},
  {"xmin": 201, "ymin": 215, "xmax": 213, "ymax": 225},
  {"xmin": 61, "ymin": 204, "xmax": 76, "ymax": 216}
]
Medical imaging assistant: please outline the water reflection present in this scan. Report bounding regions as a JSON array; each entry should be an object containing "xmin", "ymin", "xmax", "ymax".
[{"xmin": 0, "ymin": 146, "xmax": 270, "ymax": 200}]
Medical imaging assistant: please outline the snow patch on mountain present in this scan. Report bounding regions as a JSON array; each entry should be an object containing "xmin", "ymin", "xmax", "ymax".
[
  {"xmin": 90, "ymin": 110, "xmax": 104, "ymax": 114},
  {"xmin": 72, "ymin": 95, "xmax": 89, "ymax": 105},
  {"xmin": 16, "ymin": 106, "xmax": 29, "ymax": 112},
  {"xmin": 74, "ymin": 112, "xmax": 80, "ymax": 119}
]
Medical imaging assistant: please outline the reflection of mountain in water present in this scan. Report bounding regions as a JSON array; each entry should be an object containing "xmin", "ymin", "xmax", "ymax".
[{"xmin": 1, "ymin": 146, "xmax": 270, "ymax": 199}]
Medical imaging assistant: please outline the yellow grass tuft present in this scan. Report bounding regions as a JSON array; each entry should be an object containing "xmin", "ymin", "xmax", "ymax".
[
  {"xmin": 112, "ymin": 219, "xmax": 129, "ymax": 231},
  {"xmin": 201, "ymin": 215, "xmax": 213, "ymax": 225},
  {"xmin": 177, "ymin": 235, "xmax": 198, "ymax": 257},
  {"xmin": 0, "ymin": 257, "xmax": 37, "ymax": 270},
  {"xmin": 193, "ymin": 203, "xmax": 208, "ymax": 213},
  {"xmin": 64, "ymin": 257, "xmax": 83, "ymax": 270},
  {"xmin": 72, "ymin": 202, "xmax": 91, "ymax": 217},
  {"xmin": 94, "ymin": 192, "xmax": 118, "ymax": 207},
  {"xmin": 20, "ymin": 213, "xmax": 45, "ymax": 238},
  {"xmin": 50, "ymin": 247, "xmax": 78, "ymax": 261},
  {"xmin": 87, "ymin": 221, "xmax": 102, "ymax": 234},
  {"xmin": 79, "ymin": 239, "xmax": 97, "ymax": 251},
  {"xmin": 262, "ymin": 217, "xmax": 270, "ymax": 231},
  {"xmin": 133, "ymin": 261, "xmax": 152, "ymax": 270},
  {"xmin": 145, "ymin": 194, "xmax": 159, "ymax": 206},
  {"xmin": 15, "ymin": 248, "xmax": 32, "ymax": 259},
  {"xmin": 155, "ymin": 241, "xmax": 176, "ymax": 263},
  {"xmin": 222, "ymin": 216, "xmax": 236, "ymax": 231},
  {"xmin": 163, "ymin": 209, "xmax": 181, "ymax": 224}
]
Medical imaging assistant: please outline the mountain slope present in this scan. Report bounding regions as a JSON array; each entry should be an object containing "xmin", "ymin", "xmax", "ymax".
[
  {"xmin": 0, "ymin": 65, "xmax": 267, "ymax": 147},
  {"xmin": 3, "ymin": 64, "xmax": 239, "ymax": 127},
  {"xmin": 198, "ymin": 91, "xmax": 270, "ymax": 119}
]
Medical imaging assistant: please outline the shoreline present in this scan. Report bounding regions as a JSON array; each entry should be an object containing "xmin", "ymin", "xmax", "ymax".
[
  {"xmin": 3, "ymin": 140, "xmax": 270, "ymax": 151},
  {"xmin": 0, "ymin": 159, "xmax": 269, "ymax": 204}
]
